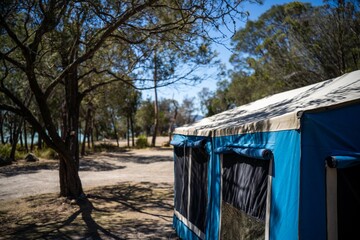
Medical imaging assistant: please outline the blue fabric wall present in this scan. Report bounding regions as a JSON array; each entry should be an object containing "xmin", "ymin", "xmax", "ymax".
[
  {"xmin": 172, "ymin": 102, "xmax": 360, "ymax": 240},
  {"xmin": 172, "ymin": 130, "xmax": 302, "ymax": 240},
  {"xmin": 172, "ymin": 134, "xmax": 213, "ymax": 239},
  {"xmin": 214, "ymin": 130, "xmax": 301, "ymax": 240},
  {"xmin": 300, "ymin": 103, "xmax": 360, "ymax": 240}
]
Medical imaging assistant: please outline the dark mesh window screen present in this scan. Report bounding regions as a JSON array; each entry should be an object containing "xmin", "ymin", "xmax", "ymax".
[
  {"xmin": 174, "ymin": 146, "xmax": 209, "ymax": 233},
  {"xmin": 174, "ymin": 147, "xmax": 189, "ymax": 218},
  {"xmin": 189, "ymin": 148, "xmax": 209, "ymax": 232},
  {"xmin": 337, "ymin": 164, "xmax": 360, "ymax": 239},
  {"xmin": 221, "ymin": 153, "xmax": 269, "ymax": 240}
]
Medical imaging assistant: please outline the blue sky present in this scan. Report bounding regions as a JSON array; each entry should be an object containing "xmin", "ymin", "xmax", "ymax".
[{"xmin": 142, "ymin": 0, "xmax": 324, "ymax": 114}]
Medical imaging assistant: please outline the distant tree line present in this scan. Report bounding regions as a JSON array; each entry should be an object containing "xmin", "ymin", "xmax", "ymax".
[{"xmin": 200, "ymin": 0, "xmax": 360, "ymax": 116}]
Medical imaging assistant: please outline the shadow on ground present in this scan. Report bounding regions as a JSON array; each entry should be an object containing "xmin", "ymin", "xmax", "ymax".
[
  {"xmin": 0, "ymin": 147, "xmax": 173, "ymax": 177},
  {"xmin": 0, "ymin": 182, "xmax": 178, "ymax": 239},
  {"xmin": 79, "ymin": 159, "xmax": 126, "ymax": 171},
  {"xmin": 101, "ymin": 152, "xmax": 173, "ymax": 164},
  {"xmin": 0, "ymin": 162, "xmax": 59, "ymax": 177},
  {"xmin": 0, "ymin": 158, "xmax": 127, "ymax": 177}
]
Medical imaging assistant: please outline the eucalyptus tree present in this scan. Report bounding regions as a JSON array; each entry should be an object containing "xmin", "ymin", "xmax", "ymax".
[
  {"xmin": 0, "ymin": 0, "xmax": 259, "ymax": 199},
  {"xmin": 135, "ymin": 98, "xmax": 155, "ymax": 137},
  {"xmin": 94, "ymin": 79, "xmax": 141, "ymax": 147},
  {"xmin": 230, "ymin": 1, "xmax": 360, "ymax": 91},
  {"xmin": 199, "ymin": 1, "xmax": 360, "ymax": 118},
  {"xmin": 140, "ymin": 35, "xmax": 216, "ymax": 146}
]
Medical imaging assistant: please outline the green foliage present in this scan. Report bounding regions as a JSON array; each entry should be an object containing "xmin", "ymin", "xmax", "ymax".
[
  {"xmin": 0, "ymin": 144, "xmax": 26, "ymax": 161},
  {"xmin": 136, "ymin": 135, "xmax": 149, "ymax": 149},
  {"xmin": 135, "ymin": 99, "xmax": 155, "ymax": 136},
  {"xmin": 34, "ymin": 147, "xmax": 58, "ymax": 160},
  {"xmin": 93, "ymin": 143, "xmax": 123, "ymax": 152},
  {"xmin": 0, "ymin": 143, "xmax": 60, "ymax": 162},
  {"xmin": 201, "ymin": 0, "xmax": 360, "ymax": 116},
  {"xmin": 0, "ymin": 144, "xmax": 11, "ymax": 159},
  {"xmin": 0, "ymin": 144, "xmax": 13, "ymax": 165}
]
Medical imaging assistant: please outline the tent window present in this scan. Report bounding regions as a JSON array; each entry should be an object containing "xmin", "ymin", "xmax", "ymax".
[
  {"xmin": 174, "ymin": 146, "xmax": 189, "ymax": 218},
  {"xmin": 173, "ymin": 145, "xmax": 209, "ymax": 235},
  {"xmin": 326, "ymin": 152, "xmax": 360, "ymax": 240},
  {"xmin": 221, "ymin": 153, "xmax": 269, "ymax": 240},
  {"xmin": 189, "ymin": 148, "xmax": 209, "ymax": 232},
  {"xmin": 337, "ymin": 165, "xmax": 360, "ymax": 239}
]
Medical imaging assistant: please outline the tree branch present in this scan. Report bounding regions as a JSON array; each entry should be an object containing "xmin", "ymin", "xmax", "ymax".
[
  {"xmin": 44, "ymin": 0, "xmax": 159, "ymax": 100},
  {"xmin": 0, "ymin": 52, "xmax": 26, "ymax": 71},
  {"xmin": 0, "ymin": 15, "xmax": 28, "ymax": 53}
]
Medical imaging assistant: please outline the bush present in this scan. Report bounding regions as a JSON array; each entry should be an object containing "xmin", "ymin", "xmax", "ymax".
[
  {"xmin": 34, "ymin": 147, "xmax": 58, "ymax": 159},
  {"xmin": 94, "ymin": 143, "xmax": 121, "ymax": 152},
  {"xmin": 136, "ymin": 135, "xmax": 149, "ymax": 149},
  {"xmin": 0, "ymin": 144, "xmax": 26, "ymax": 161},
  {"xmin": 0, "ymin": 144, "xmax": 59, "ymax": 162},
  {"xmin": 0, "ymin": 144, "xmax": 11, "ymax": 159}
]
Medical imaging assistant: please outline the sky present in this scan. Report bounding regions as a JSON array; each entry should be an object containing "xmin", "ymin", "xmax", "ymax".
[{"xmin": 142, "ymin": 0, "xmax": 324, "ymax": 115}]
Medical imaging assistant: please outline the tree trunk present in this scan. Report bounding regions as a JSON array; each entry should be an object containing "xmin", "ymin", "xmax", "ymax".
[
  {"xmin": 19, "ymin": 128, "xmax": 23, "ymax": 148},
  {"xmin": 126, "ymin": 116, "xmax": 130, "ymax": 147},
  {"xmin": 10, "ymin": 117, "xmax": 23, "ymax": 161},
  {"xmin": 9, "ymin": 119, "xmax": 18, "ymax": 161},
  {"xmin": 151, "ymin": 50, "xmax": 159, "ymax": 147},
  {"xmin": 0, "ymin": 111, "xmax": 5, "ymax": 145},
  {"xmin": 30, "ymin": 129, "xmax": 35, "ymax": 151},
  {"xmin": 130, "ymin": 114, "xmax": 135, "ymax": 147},
  {"xmin": 9, "ymin": 120, "xmax": 13, "ymax": 144},
  {"xmin": 81, "ymin": 122, "xmax": 87, "ymax": 156},
  {"xmin": 111, "ymin": 112, "xmax": 119, "ymax": 147},
  {"xmin": 37, "ymin": 134, "xmax": 42, "ymax": 149},
  {"xmin": 95, "ymin": 125, "xmax": 99, "ymax": 141},
  {"xmin": 59, "ymin": 154, "xmax": 83, "ymax": 198},
  {"xmin": 90, "ymin": 122, "xmax": 94, "ymax": 150},
  {"xmin": 168, "ymin": 101, "xmax": 178, "ymax": 143},
  {"xmin": 58, "ymin": 51, "xmax": 83, "ymax": 198},
  {"xmin": 81, "ymin": 104, "xmax": 93, "ymax": 156},
  {"xmin": 24, "ymin": 121, "xmax": 29, "ymax": 152},
  {"xmin": 87, "ymin": 129, "xmax": 91, "ymax": 148}
]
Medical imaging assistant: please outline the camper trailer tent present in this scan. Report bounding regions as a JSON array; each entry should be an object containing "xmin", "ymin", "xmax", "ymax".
[{"xmin": 170, "ymin": 70, "xmax": 360, "ymax": 240}]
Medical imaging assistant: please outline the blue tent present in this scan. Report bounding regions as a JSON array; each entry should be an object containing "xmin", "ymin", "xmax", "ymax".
[{"xmin": 170, "ymin": 70, "xmax": 360, "ymax": 240}]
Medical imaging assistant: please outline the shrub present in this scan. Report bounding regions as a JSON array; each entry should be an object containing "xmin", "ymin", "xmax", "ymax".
[
  {"xmin": 0, "ymin": 144, "xmax": 11, "ymax": 159},
  {"xmin": 136, "ymin": 135, "xmax": 149, "ymax": 149},
  {"xmin": 0, "ymin": 144, "xmax": 26, "ymax": 161},
  {"xmin": 35, "ymin": 147, "xmax": 58, "ymax": 159},
  {"xmin": 94, "ymin": 143, "xmax": 121, "ymax": 152}
]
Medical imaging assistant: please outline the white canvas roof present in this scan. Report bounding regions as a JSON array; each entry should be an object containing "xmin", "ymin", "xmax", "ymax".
[{"xmin": 174, "ymin": 70, "xmax": 360, "ymax": 137}]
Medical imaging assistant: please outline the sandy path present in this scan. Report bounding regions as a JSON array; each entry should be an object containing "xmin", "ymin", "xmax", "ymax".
[{"xmin": 0, "ymin": 147, "xmax": 174, "ymax": 201}]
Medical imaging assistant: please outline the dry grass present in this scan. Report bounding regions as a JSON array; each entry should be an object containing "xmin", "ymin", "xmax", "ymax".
[{"xmin": 0, "ymin": 182, "xmax": 178, "ymax": 240}]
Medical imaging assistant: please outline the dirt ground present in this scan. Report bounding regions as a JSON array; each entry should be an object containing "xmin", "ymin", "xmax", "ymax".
[{"xmin": 0, "ymin": 137, "xmax": 179, "ymax": 239}]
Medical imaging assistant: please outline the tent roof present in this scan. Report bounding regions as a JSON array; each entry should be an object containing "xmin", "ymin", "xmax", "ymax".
[{"xmin": 174, "ymin": 70, "xmax": 360, "ymax": 137}]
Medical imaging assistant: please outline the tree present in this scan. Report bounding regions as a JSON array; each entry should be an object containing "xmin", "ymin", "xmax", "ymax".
[
  {"xmin": 230, "ymin": 1, "xmax": 360, "ymax": 89},
  {"xmin": 198, "ymin": 80, "xmax": 234, "ymax": 117},
  {"xmin": 199, "ymin": 0, "xmax": 360, "ymax": 117},
  {"xmin": 135, "ymin": 99, "xmax": 155, "ymax": 137},
  {"xmin": 1, "ymin": 0, "xmax": 259, "ymax": 199},
  {"xmin": 146, "ymin": 37, "xmax": 217, "ymax": 146}
]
